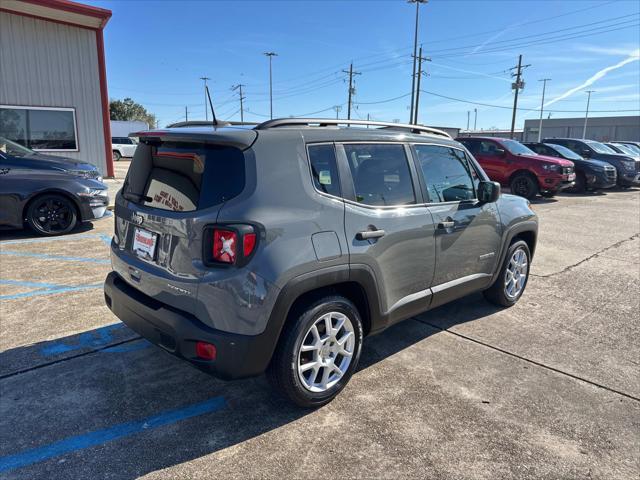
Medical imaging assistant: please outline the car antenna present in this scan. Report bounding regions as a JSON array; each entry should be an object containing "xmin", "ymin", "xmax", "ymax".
[{"xmin": 205, "ymin": 85, "xmax": 218, "ymax": 126}]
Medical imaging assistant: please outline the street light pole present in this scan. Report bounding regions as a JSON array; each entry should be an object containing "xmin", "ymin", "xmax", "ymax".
[
  {"xmin": 537, "ymin": 78, "xmax": 551, "ymax": 142},
  {"xmin": 582, "ymin": 90, "xmax": 595, "ymax": 139},
  {"xmin": 408, "ymin": 0, "xmax": 427, "ymax": 124},
  {"xmin": 199, "ymin": 76, "xmax": 211, "ymax": 121},
  {"xmin": 473, "ymin": 108, "xmax": 477, "ymax": 130},
  {"xmin": 264, "ymin": 52, "xmax": 278, "ymax": 119},
  {"xmin": 466, "ymin": 111, "xmax": 470, "ymax": 130}
]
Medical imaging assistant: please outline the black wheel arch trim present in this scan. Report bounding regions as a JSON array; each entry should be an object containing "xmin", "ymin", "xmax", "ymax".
[
  {"xmin": 490, "ymin": 220, "xmax": 538, "ymax": 285},
  {"xmin": 23, "ymin": 189, "xmax": 85, "ymax": 223}
]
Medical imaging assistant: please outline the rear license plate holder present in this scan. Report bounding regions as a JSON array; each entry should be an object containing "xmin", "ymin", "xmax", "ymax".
[{"xmin": 133, "ymin": 227, "xmax": 158, "ymax": 261}]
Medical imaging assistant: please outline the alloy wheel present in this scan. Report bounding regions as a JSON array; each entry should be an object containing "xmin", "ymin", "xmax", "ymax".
[
  {"xmin": 297, "ymin": 311, "xmax": 355, "ymax": 393},
  {"xmin": 33, "ymin": 198, "xmax": 74, "ymax": 234},
  {"xmin": 504, "ymin": 248, "xmax": 528, "ymax": 299}
]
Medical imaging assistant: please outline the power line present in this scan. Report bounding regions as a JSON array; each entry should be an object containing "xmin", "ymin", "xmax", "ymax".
[{"xmin": 419, "ymin": 89, "xmax": 639, "ymax": 112}]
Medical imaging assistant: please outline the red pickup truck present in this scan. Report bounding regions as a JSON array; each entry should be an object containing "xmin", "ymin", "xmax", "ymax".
[{"xmin": 456, "ymin": 137, "xmax": 576, "ymax": 199}]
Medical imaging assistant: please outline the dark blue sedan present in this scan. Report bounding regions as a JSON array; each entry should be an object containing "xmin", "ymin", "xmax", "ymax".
[{"xmin": 0, "ymin": 137, "xmax": 109, "ymax": 235}]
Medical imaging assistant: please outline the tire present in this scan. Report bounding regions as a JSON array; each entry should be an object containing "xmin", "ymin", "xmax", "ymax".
[
  {"xmin": 569, "ymin": 172, "xmax": 586, "ymax": 193},
  {"xmin": 267, "ymin": 295, "xmax": 364, "ymax": 408},
  {"xmin": 26, "ymin": 194, "xmax": 78, "ymax": 236},
  {"xmin": 483, "ymin": 240, "xmax": 531, "ymax": 307},
  {"xmin": 510, "ymin": 173, "xmax": 539, "ymax": 200},
  {"xmin": 112, "ymin": 150, "xmax": 121, "ymax": 161}
]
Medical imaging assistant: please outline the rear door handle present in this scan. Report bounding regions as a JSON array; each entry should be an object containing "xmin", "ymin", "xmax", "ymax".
[
  {"xmin": 437, "ymin": 221, "xmax": 455, "ymax": 229},
  {"xmin": 356, "ymin": 229, "xmax": 385, "ymax": 240}
]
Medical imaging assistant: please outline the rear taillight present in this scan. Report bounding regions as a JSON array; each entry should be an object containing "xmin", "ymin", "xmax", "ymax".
[
  {"xmin": 205, "ymin": 225, "xmax": 257, "ymax": 267},
  {"xmin": 213, "ymin": 229, "xmax": 237, "ymax": 263},
  {"xmin": 243, "ymin": 233, "xmax": 257, "ymax": 257}
]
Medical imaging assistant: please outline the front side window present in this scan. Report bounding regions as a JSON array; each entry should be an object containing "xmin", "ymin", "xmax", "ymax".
[
  {"xmin": 308, "ymin": 144, "xmax": 341, "ymax": 197},
  {"xmin": 0, "ymin": 106, "xmax": 77, "ymax": 151},
  {"xmin": 415, "ymin": 145, "xmax": 476, "ymax": 203},
  {"xmin": 478, "ymin": 140, "xmax": 503, "ymax": 156},
  {"xmin": 344, "ymin": 144, "xmax": 415, "ymax": 206},
  {"xmin": 586, "ymin": 141, "xmax": 617, "ymax": 154},
  {"xmin": 501, "ymin": 139, "xmax": 535, "ymax": 155}
]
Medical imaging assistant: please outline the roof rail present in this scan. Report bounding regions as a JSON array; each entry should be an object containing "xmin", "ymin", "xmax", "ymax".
[
  {"xmin": 166, "ymin": 120, "xmax": 258, "ymax": 128},
  {"xmin": 254, "ymin": 118, "xmax": 452, "ymax": 139}
]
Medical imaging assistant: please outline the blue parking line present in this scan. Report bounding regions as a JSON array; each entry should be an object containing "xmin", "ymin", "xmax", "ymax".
[
  {"xmin": 98, "ymin": 233, "xmax": 113, "ymax": 246},
  {"xmin": 0, "ymin": 279, "xmax": 60, "ymax": 289},
  {"xmin": 102, "ymin": 340, "xmax": 151, "ymax": 353},
  {"xmin": 0, "ymin": 396, "xmax": 226, "ymax": 473},
  {"xmin": 0, "ymin": 250, "xmax": 110, "ymax": 264},
  {"xmin": 0, "ymin": 233, "xmax": 105, "ymax": 246},
  {"xmin": 0, "ymin": 283, "xmax": 104, "ymax": 301},
  {"xmin": 40, "ymin": 323, "xmax": 124, "ymax": 356}
]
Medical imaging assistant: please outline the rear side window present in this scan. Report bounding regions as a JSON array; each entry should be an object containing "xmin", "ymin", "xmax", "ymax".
[
  {"xmin": 308, "ymin": 144, "xmax": 341, "ymax": 197},
  {"xmin": 123, "ymin": 141, "xmax": 245, "ymax": 212},
  {"xmin": 344, "ymin": 144, "xmax": 415, "ymax": 206},
  {"xmin": 415, "ymin": 145, "xmax": 476, "ymax": 203}
]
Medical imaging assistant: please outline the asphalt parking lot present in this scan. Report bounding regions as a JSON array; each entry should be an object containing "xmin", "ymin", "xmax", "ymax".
[{"xmin": 1, "ymin": 184, "xmax": 638, "ymax": 479}]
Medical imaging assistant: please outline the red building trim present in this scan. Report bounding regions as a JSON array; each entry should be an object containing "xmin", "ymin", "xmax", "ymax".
[
  {"xmin": 95, "ymin": 29, "xmax": 114, "ymax": 177},
  {"xmin": 21, "ymin": 0, "xmax": 112, "ymax": 25}
]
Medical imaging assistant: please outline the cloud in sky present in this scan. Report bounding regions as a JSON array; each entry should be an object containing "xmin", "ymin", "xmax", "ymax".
[{"xmin": 543, "ymin": 48, "xmax": 640, "ymax": 108}]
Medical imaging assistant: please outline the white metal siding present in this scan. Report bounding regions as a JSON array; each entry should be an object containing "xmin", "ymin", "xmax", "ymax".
[{"xmin": 0, "ymin": 12, "xmax": 107, "ymax": 174}]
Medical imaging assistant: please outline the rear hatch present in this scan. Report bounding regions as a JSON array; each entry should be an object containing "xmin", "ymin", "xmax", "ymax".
[{"xmin": 112, "ymin": 128, "xmax": 255, "ymax": 313}]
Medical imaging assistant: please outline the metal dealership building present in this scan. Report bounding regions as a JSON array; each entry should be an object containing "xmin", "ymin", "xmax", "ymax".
[{"xmin": 0, "ymin": 0, "xmax": 114, "ymax": 176}]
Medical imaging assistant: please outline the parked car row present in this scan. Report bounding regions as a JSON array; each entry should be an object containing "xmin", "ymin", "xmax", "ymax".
[{"xmin": 456, "ymin": 136, "xmax": 640, "ymax": 199}]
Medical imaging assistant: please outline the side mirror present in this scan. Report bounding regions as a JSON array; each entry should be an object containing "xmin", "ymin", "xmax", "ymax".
[
  {"xmin": 478, "ymin": 181, "xmax": 501, "ymax": 203},
  {"xmin": 582, "ymin": 149, "xmax": 591, "ymax": 157},
  {"xmin": 494, "ymin": 148, "xmax": 506, "ymax": 157}
]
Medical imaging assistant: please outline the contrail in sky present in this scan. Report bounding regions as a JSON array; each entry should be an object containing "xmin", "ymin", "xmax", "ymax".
[{"xmin": 543, "ymin": 49, "xmax": 640, "ymax": 108}]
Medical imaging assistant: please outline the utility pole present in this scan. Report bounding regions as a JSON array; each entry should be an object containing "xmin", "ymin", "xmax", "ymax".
[
  {"xmin": 473, "ymin": 108, "xmax": 477, "ymax": 130},
  {"xmin": 413, "ymin": 46, "xmax": 430, "ymax": 124},
  {"xmin": 509, "ymin": 55, "xmax": 530, "ymax": 139},
  {"xmin": 185, "ymin": 106, "xmax": 188, "ymax": 122},
  {"xmin": 467, "ymin": 111, "xmax": 470, "ymax": 130},
  {"xmin": 333, "ymin": 105, "xmax": 342, "ymax": 119},
  {"xmin": 232, "ymin": 84, "xmax": 245, "ymax": 122},
  {"xmin": 342, "ymin": 63, "xmax": 361, "ymax": 120},
  {"xmin": 408, "ymin": 0, "xmax": 427, "ymax": 124},
  {"xmin": 199, "ymin": 76, "xmax": 211, "ymax": 121},
  {"xmin": 263, "ymin": 52, "xmax": 278, "ymax": 119},
  {"xmin": 537, "ymin": 78, "xmax": 551, "ymax": 142},
  {"xmin": 582, "ymin": 90, "xmax": 595, "ymax": 139}
]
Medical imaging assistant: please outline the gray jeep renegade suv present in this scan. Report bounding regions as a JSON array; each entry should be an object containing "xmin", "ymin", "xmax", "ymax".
[{"xmin": 104, "ymin": 118, "xmax": 538, "ymax": 407}]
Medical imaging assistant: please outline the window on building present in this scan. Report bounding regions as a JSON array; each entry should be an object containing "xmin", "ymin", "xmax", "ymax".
[
  {"xmin": 344, "ymin": 144, "xmax": 415, "ymax": 206},
  {"xmin": 0, "ymin": 106, "xmax": 78, "ymax": 151}
]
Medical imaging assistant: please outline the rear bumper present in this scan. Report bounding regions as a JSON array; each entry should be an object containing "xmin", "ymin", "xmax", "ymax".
[{"xmin": 103, "ymin": 271, "xmax": 276, "ymax": 380}]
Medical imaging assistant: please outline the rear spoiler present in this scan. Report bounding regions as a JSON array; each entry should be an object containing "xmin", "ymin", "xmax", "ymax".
[{"xmin": 130, "ymin": 129, "xmax": 258, "ymax": 151}]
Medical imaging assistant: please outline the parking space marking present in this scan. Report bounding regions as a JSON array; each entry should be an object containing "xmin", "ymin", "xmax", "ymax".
[
  {"xmin": 0, "ymin": 396, "xmax": 226, "ymax": 473},
  {"xmin": 40, "ymin": 324, "xmax": 125, "ymax": 356},
  {"xmin": 0, "ymin": 279, "xmax": 60, "ymax": 289},
  {"xmin": 0, "ymin": 282, "xmax": 103, "ymax": 301},
  {"xmin": 0, "ymin": 250, "xmax": 110, "ymax": 264},
  {"xmin": 0, "ymin": 233, "xmax": 109, "ymax": 246}
]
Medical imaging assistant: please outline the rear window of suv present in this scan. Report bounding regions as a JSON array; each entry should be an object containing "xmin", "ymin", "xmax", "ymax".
[{"xmin": 123, "ymin": 141, "xmax": 245, "ymax": 212}]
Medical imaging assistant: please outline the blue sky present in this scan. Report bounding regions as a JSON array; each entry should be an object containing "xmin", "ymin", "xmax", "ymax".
[{"xmin": 95, "ymin": 0, "xmax": 640, "ymax": 129}]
